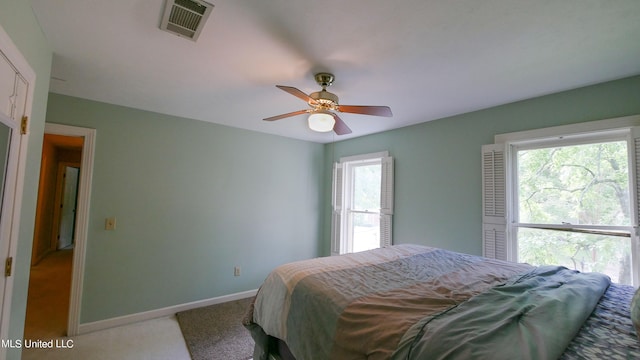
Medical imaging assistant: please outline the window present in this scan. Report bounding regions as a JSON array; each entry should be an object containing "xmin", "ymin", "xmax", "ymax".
[
  {"xmin": 331, "ymin": 151, "xmax": 393, "ymax": 255},
  {"xmin": 483, "ymin": 116, "xmax": 640, "ymax": 285}
]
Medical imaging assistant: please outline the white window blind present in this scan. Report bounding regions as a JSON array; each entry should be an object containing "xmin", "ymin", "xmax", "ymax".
[
  {"xmin": 481, "ymin": 144, "xmax": 507, "ymax": 260},
  {"xmin": 331, "ymin": 162, "xmax": 344, "ymax": 256},
  {"xmin": 380, "ymin": 155, "xmax": 394, "ymax": 248}
]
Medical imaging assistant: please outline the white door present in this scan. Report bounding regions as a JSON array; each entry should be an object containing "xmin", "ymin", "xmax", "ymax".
[
  {"xmin": 0, "ymin": 23, "xmax": 34, "ymax": 356},
  {"xmin": 0, "ymin": 112, "xmax": 13, "ymax": 323},
  {"xmin": 58, "ymin": 167, "xmax": 79, "ymax": 249},
  {"xmin": 0, "ymin": 48, "xmax": 21, "ymax": 323}
]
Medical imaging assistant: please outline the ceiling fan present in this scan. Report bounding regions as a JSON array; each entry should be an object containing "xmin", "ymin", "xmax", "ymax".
[{"xmin": 264, "ymin": 73, "xmax": 393, "ymax": 135}]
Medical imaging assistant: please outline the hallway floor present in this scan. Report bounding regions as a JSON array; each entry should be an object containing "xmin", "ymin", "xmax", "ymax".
[
  {"xmin": 20, "ymin": 249, "xmax": 192, "ymax": 359},
  {"xmin": 24, "ymin": 249, "xmax": 73, "ymax": 340},
  {"xmin": 21, "ymin": 316, "xmax": 191, "ymax": 360}
]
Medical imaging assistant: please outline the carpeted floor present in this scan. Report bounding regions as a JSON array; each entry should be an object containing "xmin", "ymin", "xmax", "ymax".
[{"xmin": 176, "ymin": 297, "xmax": 255, "ymax": 360}]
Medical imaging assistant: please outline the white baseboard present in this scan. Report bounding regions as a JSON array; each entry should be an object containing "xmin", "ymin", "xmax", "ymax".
[{"xmin": 77, "ymin": 289, "xmax": 258, "ymax": 335}]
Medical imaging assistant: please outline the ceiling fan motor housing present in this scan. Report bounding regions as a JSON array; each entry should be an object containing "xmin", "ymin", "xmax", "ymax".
[
  {"xmin": 309, "ymin": 90, "xmax": 339, "ymax": 109},
  {"xmin": 310, "ymin": 73, "xmax": 339, "ymax": 109}
]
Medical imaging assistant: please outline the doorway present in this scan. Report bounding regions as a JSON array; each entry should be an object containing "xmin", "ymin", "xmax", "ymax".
[
  {"xmin": 24, "ymin": 134, "xmax": 83, "ymax": 339},
  {"xmin": 58, "ymin": 166, "xmax": 80, "ymax": 250}
]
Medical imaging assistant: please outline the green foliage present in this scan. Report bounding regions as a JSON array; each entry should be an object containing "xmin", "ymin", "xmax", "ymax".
[
  {"xmin": 518, "ymin": 141, "xmax": 629, "ymax": 225},
  {"xmin": 352, "ymin": 164, "xmax": 381, "ymax": 211},
  {"xmin": 517, "ymin": 141, "xmax": 632, "ymax": 284},
  {"xmin": 352, "ymin": 163, "xmax": 381, "ymax": 227}
]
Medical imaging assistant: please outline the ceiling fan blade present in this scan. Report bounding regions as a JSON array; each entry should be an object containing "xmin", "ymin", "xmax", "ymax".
[
  {"xmin": 276, "ymin": 85, "xmax": 317, "ymax": 105},
  {"xmin": 263, "ymin": 109, "xmax": 308, "ymax": 122},
  {"xmin": 332, "ymin": 113, "xmax": 352, "ymax": 135},
  {"xmin": 338, "ymin": 105, "xmax": 393, "ymax": 117}
]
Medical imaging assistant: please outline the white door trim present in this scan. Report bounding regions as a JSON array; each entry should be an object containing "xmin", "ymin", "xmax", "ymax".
[
  {"xmin": 44, "ymin": 123, "xmax": 96, "ymax": 337},
  {"xmin": 0, "ymin": 23, "xmax": 35, "ymax": 359}
]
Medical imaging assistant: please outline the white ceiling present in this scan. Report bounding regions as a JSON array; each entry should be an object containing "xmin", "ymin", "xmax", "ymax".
[{"xmin": 31, "ymin": 0, "xmax": 640, "ymax": 143}]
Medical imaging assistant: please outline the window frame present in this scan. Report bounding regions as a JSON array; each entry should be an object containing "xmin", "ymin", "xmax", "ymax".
[
  {"xmin": 483, "ymin": 114, "xmax": 640, "ymax": 285},
  {"xmin": 510, "ymin": 129, "xmax": 632, "ymax": 236},
  {"xmin": 331, "ymin": 151, "xmax": 393, "ymax": 255},
  {"xmin": 345, "ymin": 158, "xmax": 382, "ymax": 253}
]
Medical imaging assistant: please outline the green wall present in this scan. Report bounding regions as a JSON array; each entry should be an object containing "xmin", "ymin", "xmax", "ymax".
[
  {"xmin": 324, "ymin": 75, "xmax": 640, "ymax": 257},
  {"xmin": 0, "ymin": 1, "xmax": 52, "ymax": 359},
  {"xmin": 45, "ymin": 94, "xmax": 324, "ymax": 323}
]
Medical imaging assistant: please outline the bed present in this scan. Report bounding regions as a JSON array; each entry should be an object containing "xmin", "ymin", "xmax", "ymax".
[{"xmin": 243, "ymin": 244, "xmax": 640, "ymax": 360}]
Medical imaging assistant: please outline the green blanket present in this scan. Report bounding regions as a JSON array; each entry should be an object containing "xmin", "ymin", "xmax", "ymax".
[
  {"xmin": 392, "ymin": 266, "xmax": 611, "ymax": 360},
  {"xmin": 245, "ymin": 246, "xmax": 610, "ymax": 360},
  {"xmin": 245, "ymin": 245, "xmax": 533, "ymax": 360}
]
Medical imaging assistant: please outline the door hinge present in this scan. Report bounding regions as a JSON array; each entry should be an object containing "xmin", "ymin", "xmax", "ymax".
[
  {"xmin": 5, "ymin": 257, "xmax": 12, "ymax": 277},
  {"xmin": 20, "ymin": 116, "xmax": 28, "ymax": 135}
]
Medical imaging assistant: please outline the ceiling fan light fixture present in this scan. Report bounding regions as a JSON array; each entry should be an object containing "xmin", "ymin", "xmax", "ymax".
[
  {"xmin": 308, "ymin": 111, "xmax": 335, "ymax": 132},
  {"xmin": 264, "ymin": 73, "xmax": 390, "ymax": 135}
]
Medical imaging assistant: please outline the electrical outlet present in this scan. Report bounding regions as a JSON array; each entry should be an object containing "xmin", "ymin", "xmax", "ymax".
[
  {"xmin": 105, "ymin": 217, "xmax": 116, "ymax": 230},
  {"xmin": 234, "ymin": 266, "xmax": 241, "ymax": 276}
]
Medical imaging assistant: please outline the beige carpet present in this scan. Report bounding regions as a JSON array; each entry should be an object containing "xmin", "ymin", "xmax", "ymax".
[{"xmin": 176, "ymin": 297, "xmax": 254, "ymax": 360}]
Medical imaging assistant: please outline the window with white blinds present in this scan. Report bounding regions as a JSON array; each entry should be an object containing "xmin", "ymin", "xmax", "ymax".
[
  {"xmin": 331, "ymin": 151, "xmax": 393, "ymax": 255},
  {"xmin": 482, "ymin": 115, "xmax": 640, "ymax": 286}
]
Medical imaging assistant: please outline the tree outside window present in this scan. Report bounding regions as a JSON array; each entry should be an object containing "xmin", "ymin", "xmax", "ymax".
[{"xmin": 515, "ymin": 141, "xmax": 632, "ymax": 284}]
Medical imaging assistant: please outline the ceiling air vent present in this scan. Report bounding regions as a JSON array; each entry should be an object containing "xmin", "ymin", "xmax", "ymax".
[{"xmin": 160, "ymin": 0, "xmax": 214, "ymax": 41}]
